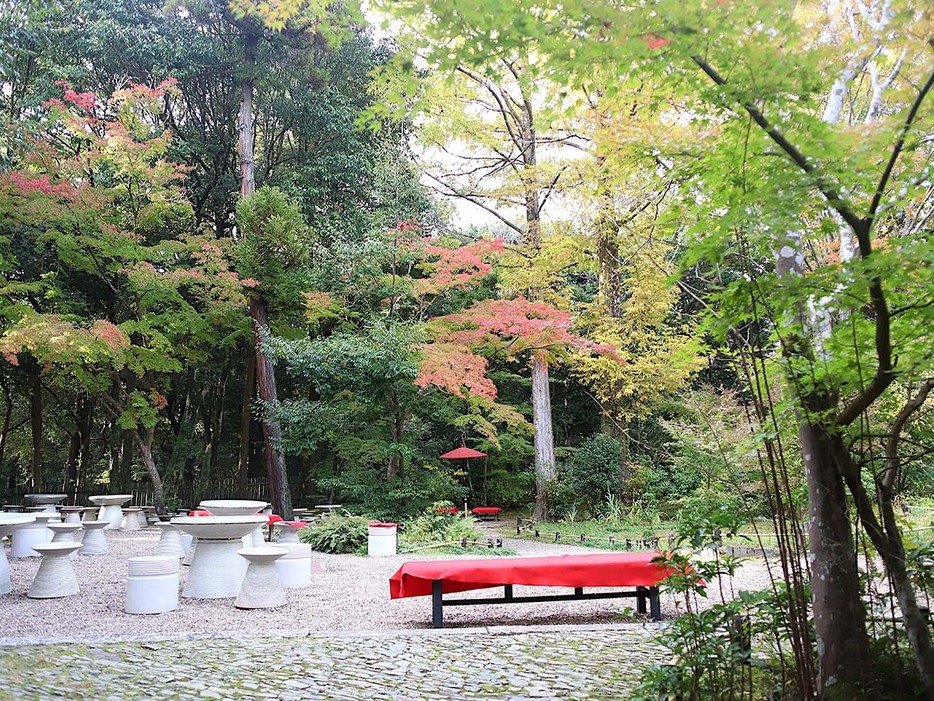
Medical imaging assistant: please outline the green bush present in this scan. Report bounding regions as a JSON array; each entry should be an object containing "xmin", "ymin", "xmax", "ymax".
[
  {"xmin": 299, "ymin": 514, "xmax": 370, "ymax": 554},
  {"xmin": 401, "ymin": 501, "xmax": 484, "ymax": 546},
  {"xmin": 551, "ymin": 434, "xmax": 624, "ymax": 518}
]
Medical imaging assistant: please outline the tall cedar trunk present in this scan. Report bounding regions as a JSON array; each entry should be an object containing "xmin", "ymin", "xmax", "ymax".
[
  {"xmin": 237, "ymin": 349, "xmax": 256, "ymax": 497},
  {"xmin": 250, "ymin": 297, "xmax": 293, "ymax": 518},
  {"xmin": 239, "ymin": 23, "xmax": 292, "ymax": 519},
  {"xmin": 134, "ymin": 428, "xmax": 165, "ymax": 513},
  {"xmin": 800, "ymin": 420, "xmax": 875, "ymax": 694},
  {"xmin": 64, "ymin": 430, "xmax": 80, "ymax": 494},
  {"xmin": 29, "ymin": 366, "xmax": 43, "ymax": 491},
  {"xmin": 0, "ymin": 380, "xmax": 12, "ymax": 474},
  {"xmin": 531, "ymin": 352, "xmax": 555, "ymax": 520}
]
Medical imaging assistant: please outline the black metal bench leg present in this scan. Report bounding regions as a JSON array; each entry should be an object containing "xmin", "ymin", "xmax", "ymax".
[
  {"xmin": 649, "ymin": 587, "xmax": 661, "ymax": 621},
  {"xmin": 432, "ymin": 580, "xmax": 444, "ymax": 628},
  {"xmin": 636, "ymin": 586, "xmax": 647, "ymax": 615}
]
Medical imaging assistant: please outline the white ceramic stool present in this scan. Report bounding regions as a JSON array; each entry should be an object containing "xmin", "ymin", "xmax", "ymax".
[
  {"xmin": 274, "ymin": 543, "xmax": 313, "ymax": 589},
  {"xmin": 60, "ymin": 507, "xmax": 85, "ymax": 524},
  {"xmin": 77, "ymin": 521, "xmax": 109, "ymax": 555},
  {"xmin": 153, "ymin": 522, "xmax": 186, "ymax": 558},
  {"xmin": 235, "ymin": 548, "xmax": 287, "ymax": 609},
  {"xmin": 125, "ymin": 556, "xmax": 179, "ymax": 614},
  {"xmin": 28, "ymin": 542, "xmax": 82, "ymax": 598},
  {"xmin": 11, "ymin": 519, "xmax": 49, "ymax": 557},
  {"xmin": 273, "ymin": 522, "xmax": 302, "ymax": 544},
  {"xmin": 48, "ymin": 523, "xmax": 83, "ymax": 559},
  {"xmin": 121, "ymin": 507, "xmax": 143, "ymax": 531}
]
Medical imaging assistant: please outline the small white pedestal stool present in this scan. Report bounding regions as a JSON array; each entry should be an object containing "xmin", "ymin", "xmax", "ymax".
[
  {"xmin": 28, "ymin": 542, "xmax": 82, "ymax": 598},
  {"xmin": 273, "ymin": 521, "xmax": 304, "ymax": 544},
  {"xmin": 121, "ymin": 507, "xmax": 143, "ymax": 531},
  {"xmin": 60, "ymin": 507, "xmax": 85, "ymax": 524},
  {"xmin": 125, "ymin": 556, "xmax": 179, "ymax": 614},
  {"xmin": 0, "ymin": 514, "xmax": 35, "ymax": 594},
  {"xmin": 77, "ymin": 521, "xmax": 110, "ymax": 555},
  {"xmin": 235, "ymin": 547, "xmax": 287, "ymax": 609},
  {"xmin": 274, "ymin": 543, "xmax": 313, "ymax": 589},
  {"xmin": 89, "ymin": 494, "xmax": 133, "ymax": 529},
  {"xmin": 153, "ymin": 522, "xmax": 186, "ymax": 558},
  {"xmin": 48, "ymin": 523, "xmax": 84, "ymax": 559}
]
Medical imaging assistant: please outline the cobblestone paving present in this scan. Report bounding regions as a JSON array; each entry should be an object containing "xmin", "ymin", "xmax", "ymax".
[{"xmin": 0, "ymin": 626, "xmax": 664, "ymax": 700}]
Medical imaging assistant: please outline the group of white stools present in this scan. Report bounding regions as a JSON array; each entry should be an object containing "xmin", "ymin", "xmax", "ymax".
[{"xmin": 2, "ymin": 497, "xmax": 318, "ymax": 615}]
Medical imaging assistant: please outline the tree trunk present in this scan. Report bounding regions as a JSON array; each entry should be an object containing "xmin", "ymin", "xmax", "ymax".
[
  {"xmin": 238, "ymin": 27, "xmax": 258, "ymax": 199},
  {"xmin": 115, "ymin": 429, "xmax": 133, "ymax": 492},
  {"xmin": 800, "ymin": 419, "xmax": 875, "ymax": 695},
  {"xmin": 133, "ymin": 428, "xmax": 165, "ymax": 514},
  {"xmin": 531, "ymin": 352, "xmax": 556, "ymax": 520},
  {"xmin": 238, "ymin": 21, "xmax": 292, "ymax": 519},
  {"xmin": 387, "ymin": 408, "xmax": 406, "ymax": 480},
  {"xmin": 29, "ymin": 366, "xmax": 43, "ymax": 491},
  {"xmin": 0, "ymin": 374, "xmax": 14, "ymax": 474},
  {"xmin": 250, "ymin": 297, "xmax": 292, "ymax": 519},
  {"xmin": 237, "ymin": 350, "xmax": 256, "ymax": 497}
]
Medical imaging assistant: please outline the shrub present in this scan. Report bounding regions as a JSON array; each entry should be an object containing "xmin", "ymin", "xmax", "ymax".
[
  {"xmin": 299, "ymin": 514, "xmax": 369, "ymax": 554},
  {"xmin": 551, "ymin": 434, "xmax": 624, "ymax": 518},
  {"xmin": 401, "ymin": 501, "xmax": 484, "ymax": 546}
]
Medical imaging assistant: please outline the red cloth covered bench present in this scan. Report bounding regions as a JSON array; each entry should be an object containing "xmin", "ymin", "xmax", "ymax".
[
  {"xmin": 470, "ymin": 506, "xmax": 501, "ymax": 520},
  {"xmin": 389, "ymin": 552, "xmax": 668, "ymax": 627}
]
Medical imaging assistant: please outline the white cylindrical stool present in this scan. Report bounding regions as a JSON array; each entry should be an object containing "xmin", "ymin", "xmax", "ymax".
[
  {"xmin": 125, "ymin": 556, "xmax": 179, "ymax": 614},
  {"xmin": 153, "ymin": 522, "xmax": 186, "ymax": 558},
  {"xmin": 0, "ymin": 514, "xmax": 35, "ymax": 594},
  {"xmin": 235, "ymin": 547, "xmax": 287, "ymax": 609},
  {"xmin": 11, "ymin": 519, "xmax": 49, "ymax": 557},
  {"xmin": 274, "ymin": 543, "xmax": 312, "ymax": 589},
  {"xmin": 48, "ymin": 523, "xmax": 84, "ymax": 559},
  {"xmin": 367, "ymin": 522, "xmax": 397, "ymax": 557},
  {"xmin": 77, "ymin": 521, "xmax": 110, "ymax": 555},
  {"xmin": 28, "ymin": 542, "xmax": 82, "ymax": 598}
]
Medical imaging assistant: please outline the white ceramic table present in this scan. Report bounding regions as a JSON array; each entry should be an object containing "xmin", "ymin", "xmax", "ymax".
[
  {"xmin": 89, "ymin": 494, "xmax": 133, "ymax": 529},
  {"xmin": 0, "ymin": 514, "xmax": 35, "ymax": 594},
  {"xmin": 23, "ymin": 494, "xmax": 68, "ymax": 513},
  {"xmin": 315, "ymin": 504, "xmax": 343, "ymax": 519},
  {"xmin": 199, "ymin": 501, "xmax": 268, "ymax": 546},
  {"xmin": 171, "ymin": 515, "xmax": 268, "ymax": 598}
]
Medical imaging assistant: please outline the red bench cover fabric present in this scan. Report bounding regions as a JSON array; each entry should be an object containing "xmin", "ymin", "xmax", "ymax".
[
  {"xmin": 470, "ymin": 507, "xmax": 501, "ymax": 515},
  {"xmin": 389, "ymin": 552, "xmax": 669, "ymax": 599}
]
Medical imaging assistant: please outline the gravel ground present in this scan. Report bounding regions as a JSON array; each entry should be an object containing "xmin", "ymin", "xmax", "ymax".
[{"xmin": 0, "ymin": 524, "xmax": 778, "ymax": 644}]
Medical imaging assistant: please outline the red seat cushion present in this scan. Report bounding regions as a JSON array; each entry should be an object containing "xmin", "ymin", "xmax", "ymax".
[{"xmin": 471, "ymin": 507, "xmax": 501, "ymax": 515}]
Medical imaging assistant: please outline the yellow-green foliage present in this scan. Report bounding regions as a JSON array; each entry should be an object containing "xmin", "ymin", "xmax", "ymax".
[{"xmin": 573, "ymin": 235, "xmax": 703, "ymax": 422}]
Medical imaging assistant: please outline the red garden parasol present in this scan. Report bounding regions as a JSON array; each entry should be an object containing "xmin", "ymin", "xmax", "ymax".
[{"xmin": 440, "ymin": 446, "xmax": 488, "ymax": 512}]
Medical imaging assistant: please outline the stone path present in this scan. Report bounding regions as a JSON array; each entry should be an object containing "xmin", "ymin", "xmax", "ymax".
[{"xmin": 0, "ymin": 626, "xmax": 665, "ymax": 700}]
